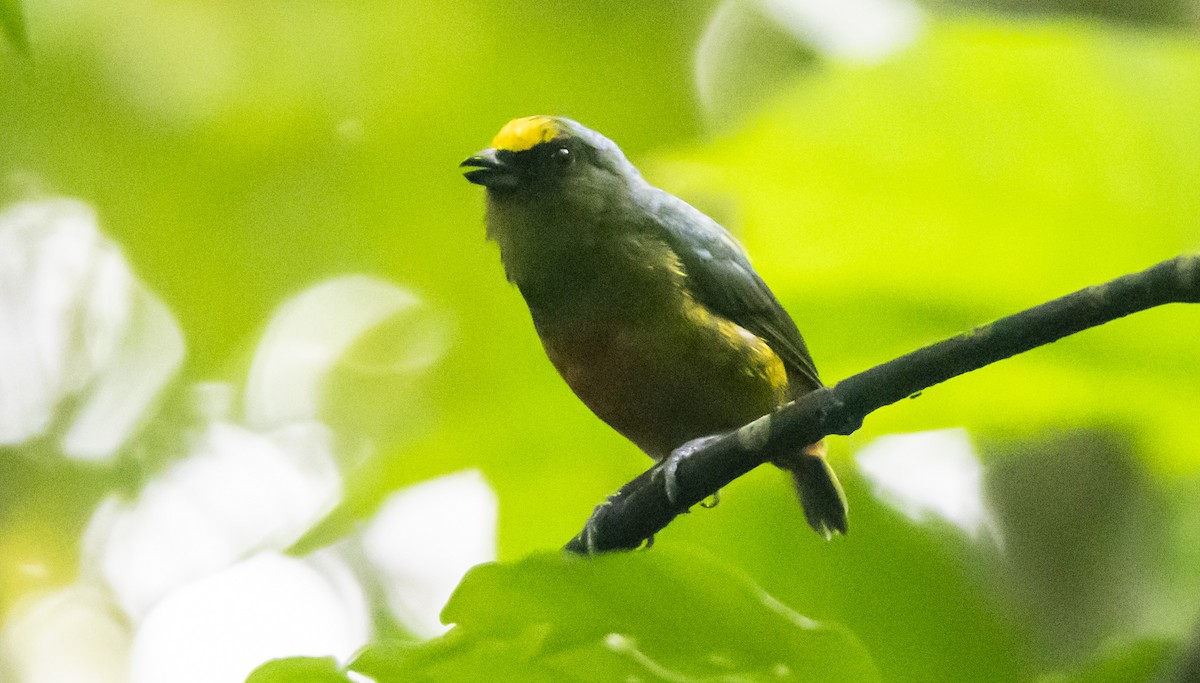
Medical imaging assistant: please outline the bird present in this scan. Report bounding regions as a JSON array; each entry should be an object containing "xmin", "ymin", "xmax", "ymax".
[{"xmin": 461, "ymin": 115, "xmax": 847, "ymax": 538}]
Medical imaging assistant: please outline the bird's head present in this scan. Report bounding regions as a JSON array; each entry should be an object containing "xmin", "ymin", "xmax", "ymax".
[{"xmin": 461, "ymin": 116, "xmax": 642, "ymax": 210}]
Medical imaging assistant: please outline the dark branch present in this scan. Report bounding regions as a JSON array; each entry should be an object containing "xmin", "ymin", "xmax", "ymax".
[{"xmin": 564, "ymin": 254, "xmax": 1200, "ymax": 554}]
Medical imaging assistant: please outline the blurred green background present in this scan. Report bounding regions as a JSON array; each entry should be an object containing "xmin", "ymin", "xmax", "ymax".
[{"xmin": 4, "ymin": 0, "xmax": 1200, "ymax": 681}]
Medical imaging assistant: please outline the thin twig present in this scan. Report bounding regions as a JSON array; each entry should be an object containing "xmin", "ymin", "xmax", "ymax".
[{"xmin": 564, "ymin": 254, "xmax": 1200, "ymax": 554}]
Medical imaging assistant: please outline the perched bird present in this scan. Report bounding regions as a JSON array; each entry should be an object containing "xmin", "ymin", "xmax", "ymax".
[{"xmin": 462, "ymin": 116, "xmax": 847, "ymax": 537}]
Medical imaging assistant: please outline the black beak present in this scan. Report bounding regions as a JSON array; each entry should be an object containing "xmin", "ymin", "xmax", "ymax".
[{"xmin": 461, "ymin": 148, "xmax": 519, "ymax": 191}]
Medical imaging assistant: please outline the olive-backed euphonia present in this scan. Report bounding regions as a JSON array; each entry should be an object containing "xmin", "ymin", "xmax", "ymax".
[{"xmin": 462, "ymin": 116, "xmax": 847, "ymax": 538}]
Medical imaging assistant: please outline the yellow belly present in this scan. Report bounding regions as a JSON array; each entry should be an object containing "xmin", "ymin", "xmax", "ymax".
[{"xmin": 539, "ymin": 296, "xmax": 789, "ymax": 460}]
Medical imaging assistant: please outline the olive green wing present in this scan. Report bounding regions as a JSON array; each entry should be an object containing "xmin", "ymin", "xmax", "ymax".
[{"xmin": 650, "ymin": 192, "xmax": 822, "ymax": 391}]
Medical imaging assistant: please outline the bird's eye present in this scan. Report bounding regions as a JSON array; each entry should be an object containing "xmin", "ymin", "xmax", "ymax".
[{"xmin": 552, "ymin": 146, "xmax": 573, "ymax": 168}]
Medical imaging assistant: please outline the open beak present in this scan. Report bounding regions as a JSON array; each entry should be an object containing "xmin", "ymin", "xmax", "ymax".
[{"xmin": 460, "ymin": 148, "xmax": 519, "ymax": 191}]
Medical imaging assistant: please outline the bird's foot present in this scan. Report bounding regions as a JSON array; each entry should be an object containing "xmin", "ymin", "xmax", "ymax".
[{"xmin": 661, "ymin": 434, "xmax": 723, "ymax": 506}]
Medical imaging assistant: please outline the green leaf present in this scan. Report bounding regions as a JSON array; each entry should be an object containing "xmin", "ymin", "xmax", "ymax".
[
  {"xmin": 0, "ymin": 0, "xmax": 28, "ymax": 52},
  {"xmin": 346, "ymin": 639, "xmax": 426, "ymax": 681},
  {"xmin": 663, "ymin": 470, "xmax": 1027, "ymax": 683},
  {"xmin": 349, "ymin": 547, "xmax": 878, "ymax": 683},
  {"xmin": 245, "ymin": 656, "xmax": 351, "ymax": 683}
]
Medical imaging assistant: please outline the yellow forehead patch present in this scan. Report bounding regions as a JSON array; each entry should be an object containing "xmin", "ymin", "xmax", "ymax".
[{"xmin": 491, "ymin": 116, "xmax": 560, "ymax": 152}]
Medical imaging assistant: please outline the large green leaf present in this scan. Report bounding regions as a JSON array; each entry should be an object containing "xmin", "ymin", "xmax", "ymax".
[
  {"xmin": 350, "ymin": 547, "xmax": 878, "ymax": 683},
  {"xmin": 660, "ymin": 469, "xmax": 1027, "ymax": 683}
]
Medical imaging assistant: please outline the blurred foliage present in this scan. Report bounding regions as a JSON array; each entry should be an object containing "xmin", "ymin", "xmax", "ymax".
[
  {"xmin": 0, "ymin": 0, "xmax": 26, "ymax": 53},
  {"xmin": 930, "ymin": 0, "xmax": 1200, "ymax": 27},
  {"xmin": 3, "ymin": 0, "xmax": 1200, "ymax": 682},
  {"xmin": 660, "ymin": 20, "xmax": 1200, "ymax": 475},
  {"xmin": 986, "ymin": 429, "xmax": 1161, "ymax": 665},
  {"xmin": 1038, "ymin": 639, "xmax": 1179, "ymax": 683}
]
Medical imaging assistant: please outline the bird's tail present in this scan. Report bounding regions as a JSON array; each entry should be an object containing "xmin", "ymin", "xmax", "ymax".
[{"xmin": 775, "ymin": 440, "xmax": 848, "ymax": 539}]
